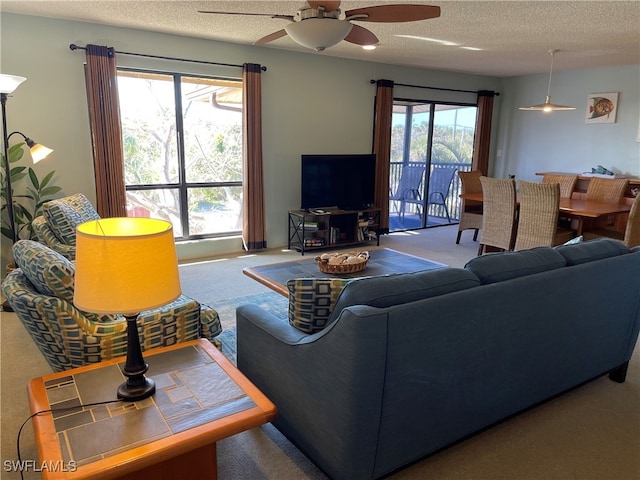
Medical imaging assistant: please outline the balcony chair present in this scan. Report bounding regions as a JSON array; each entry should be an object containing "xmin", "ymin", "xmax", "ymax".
[
  {"xmin": 583, "ymin": 194, "xmax": 639, "ymax": 248},
  {"xmin": 514, "ymin": 181, "xmax": 575, "ymax": 250},
  {"xmin": 456, "ymin": 170, "xmax": 483, "ymax": 244},
  {"xmin": 477, "ymin": 177, "xmax": 517, "ymax": 256},
  {"xmin": 1, "ymin": 240, "xmax": 222, "ymax": 372},
  {"xmin": 427, "ymin": 165, "xmax": 457, "ymax": 222},
  {"xmin": 32, "ymin": 193, "xmax": 100, "ymax": 261},
  {"xmin": 389, "ymin": 165, "xmax": 426, "ymax": 220}
]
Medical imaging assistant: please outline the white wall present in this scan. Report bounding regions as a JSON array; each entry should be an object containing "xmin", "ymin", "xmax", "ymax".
[{"xmin": 495, "ymin": 64, "xmax": 640, "ymax": 181}]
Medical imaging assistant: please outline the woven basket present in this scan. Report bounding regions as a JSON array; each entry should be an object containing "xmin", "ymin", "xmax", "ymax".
[{"xmin": 315, "ymin": 252, "xmax": 369, "ymax": 274}]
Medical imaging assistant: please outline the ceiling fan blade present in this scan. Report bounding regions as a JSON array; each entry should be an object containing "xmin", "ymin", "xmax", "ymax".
[
  {"xmin": 254, "ymin": 29, "xmax": 288, "ymax": 45},
  {"xmin": 344, "ymin": 25, "xmax": 379, "ymax": 46},
  {"xmin": 345, "ymin": 4, "xmax": 441, "ymax": 22},
  {"xmin": 198, "ymin": 11, "xmax": 294, "ymax": 21},
  {"xmin": 306, "ymin": 1, "xmax": 342, "ymax": 13}
]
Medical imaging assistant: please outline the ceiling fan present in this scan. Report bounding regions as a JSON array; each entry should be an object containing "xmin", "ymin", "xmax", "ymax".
[{"xmin": 199, "ymin": 1, "xmax": 441, "ymax": 52}]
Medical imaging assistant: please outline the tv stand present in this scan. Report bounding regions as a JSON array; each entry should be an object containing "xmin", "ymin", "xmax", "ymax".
[{"xmin": 288, "ymin": 208, "xmax": 380, "ymax": 255}]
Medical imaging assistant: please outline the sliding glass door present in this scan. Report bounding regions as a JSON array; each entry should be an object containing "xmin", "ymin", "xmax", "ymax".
[{"xmin": 389, "ymin": 101, "xmax": 477, "ymax": 232}]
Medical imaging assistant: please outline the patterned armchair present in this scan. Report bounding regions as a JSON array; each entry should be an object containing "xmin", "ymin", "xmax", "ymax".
[
  {"xmin": 2, "ymin": 240, "xmax": 222, "ymax": 372},
  {"xmin": 32, "ymin": 193, "xmax": 100, "ymax": 261}
]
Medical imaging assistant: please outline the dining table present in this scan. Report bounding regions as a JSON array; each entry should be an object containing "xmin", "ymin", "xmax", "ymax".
[{"xmin": 460, "ymin": 192, "xmax": 632, "ymax": 236}]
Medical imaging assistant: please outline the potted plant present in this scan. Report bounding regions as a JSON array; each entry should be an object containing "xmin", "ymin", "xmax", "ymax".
[{"xmin": 1, "ymin": 141, "xmax": 61, "ymax": 244}]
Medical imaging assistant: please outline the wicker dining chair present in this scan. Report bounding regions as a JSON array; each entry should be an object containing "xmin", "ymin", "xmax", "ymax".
[
  {"xmin": 583, "ymin": 194, "xmax": 640, "ymax": 248},
  {"xmin": 456, "ymin": 170, "xmax": 483, "ymax": 244},
  {"xmin": 477, "ymin": 177, "xmax": 517, "ymax": 255},
  {"xmin": 585, "ymin": 177, "xmax": 629, "ymax": 204},
  {"xmin": 542, "ymin": 173, "xmax": 578, "ymax": 199},
  {"xmin": 581, "ymin": 177, "xmax": 630, "ymax": 232},
  {"xmin": 514, "ymin": 181, "xmax": 575, "ymax": 250}
]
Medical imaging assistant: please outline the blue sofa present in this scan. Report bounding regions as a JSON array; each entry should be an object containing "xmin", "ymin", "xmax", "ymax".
[{"xmin": 236, "ymin": 239, "xmax": 640, "ymax": 480}]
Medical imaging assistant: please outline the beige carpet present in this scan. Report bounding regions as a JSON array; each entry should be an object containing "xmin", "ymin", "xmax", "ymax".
[{"xmin": 2, "ymin": 225, "xmax": 639, "ymax": 479}]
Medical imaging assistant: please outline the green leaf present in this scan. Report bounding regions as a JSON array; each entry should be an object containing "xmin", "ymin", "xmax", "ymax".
[
  {"xmin": 0, "ymin": 226, "xmax": 13, "ymax": 239},
  {"xmin": 9, "ymin": 165, "xmax": 26, "ymax": 177},
  {"xmin": 39, "ymin": 170, "xmax": 56, "ymax": 187},
  {"xmin": 40, "ymin": 186, "xmax": 62, "ymax": 197},
  {"xmin": 0, "ymin": 148, "xmax": 62, "ymax": 242},
  {"xmin": 8, "ymin": 143, "xmax": 25, "ymax": 163},
  {"xmin": 28, "ymin": 168, "xmax": 39, "ymax": 190},
  {"xmin": 23, "ymin": 189, "xmax": 37, "ymax": 201},
  {"xmin": 9, "ymin": 171, "xmax": 28, "ymax": 183}
]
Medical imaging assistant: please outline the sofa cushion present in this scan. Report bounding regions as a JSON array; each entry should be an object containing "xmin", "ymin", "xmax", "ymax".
[
  {"xmin": 287, "ymin": 278, "xmax": 351, "ymax": 333},
  {"xmin": 329, "ymin": 267, "xmax": 479, "ymax": 322},
  {"xmin": 555, "ymin": 237, "xmax": 630, "ymax": 265},
  {"xmin": 43, "ymin": 193, "xmax": 100, "ymax": 245},
  {"xmin": 464, "ymin": 247, "xmax": 566, "ymax": 285},
  {"xmin": 13, "ymin": 240, "xmax": 74, "ymax": 299}
]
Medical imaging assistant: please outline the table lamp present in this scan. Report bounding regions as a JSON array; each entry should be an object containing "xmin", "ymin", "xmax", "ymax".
[{"xmin": 74, "ymin": 217, "xmax": 181, "ymax": 401}]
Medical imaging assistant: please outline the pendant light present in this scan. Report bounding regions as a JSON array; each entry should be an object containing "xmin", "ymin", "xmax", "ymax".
[{"xmin": 519, "ymin": 50, "xmax": 575, "ymax": 112}]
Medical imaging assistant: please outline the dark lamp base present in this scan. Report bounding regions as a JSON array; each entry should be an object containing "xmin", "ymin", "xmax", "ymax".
[
  {"xmin": 119, "ymin": 313, "xmax": 156, "ymax": 402},
  {"xmin": 117, "ymin": 377, "xmax": 156, "ymax": 402}
]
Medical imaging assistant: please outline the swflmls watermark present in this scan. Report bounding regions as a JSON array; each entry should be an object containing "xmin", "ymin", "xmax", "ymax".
[{"xmin": 3, "ymin": 459, "xmax": 78, "ymax": 472}]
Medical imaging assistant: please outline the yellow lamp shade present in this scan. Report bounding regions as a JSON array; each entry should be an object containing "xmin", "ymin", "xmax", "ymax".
[{"xmin": 74, "ymin": 217, "xmax": 181, "ymax": 315}]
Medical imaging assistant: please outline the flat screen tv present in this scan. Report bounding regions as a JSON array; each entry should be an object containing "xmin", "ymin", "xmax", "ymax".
[{"xmin": 301, "ymin": 154, "xmax": 376, "ymax": 211}]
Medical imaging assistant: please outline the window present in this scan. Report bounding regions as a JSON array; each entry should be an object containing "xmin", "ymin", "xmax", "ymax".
[
  {"xmin": 117, "ymin": 69, "xmax": 243, "ymax": 240},
  {"xmin": 389, "ymin": 101, "xmax": 477, "ymax": 232}
]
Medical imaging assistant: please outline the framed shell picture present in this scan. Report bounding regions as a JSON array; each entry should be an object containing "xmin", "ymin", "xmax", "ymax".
[{"xmin": 585, "ymin": 92, "xmax": 618, "ymax": 124}]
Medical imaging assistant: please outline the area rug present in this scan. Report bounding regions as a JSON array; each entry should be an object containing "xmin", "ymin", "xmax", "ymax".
[{"xmin": 210, "ymin": 291, "xmax": 289, "ymax": 365}]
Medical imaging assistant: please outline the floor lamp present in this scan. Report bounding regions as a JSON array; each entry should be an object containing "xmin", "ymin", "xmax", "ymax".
[
  {"xmin": 1, "ymin": 74, "xmax": 54, "ymax": 312},
  {"xmin": 1, "ymin": 74, "xmax": 27, "ymax": 245},
  {"xmin": 1, "ymin": 77, "xmax": 54, "ymax": 243}
]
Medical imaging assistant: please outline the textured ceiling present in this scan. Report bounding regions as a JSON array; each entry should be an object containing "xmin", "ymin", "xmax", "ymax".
[{"xmin": 2, "ymin": 1, "xmax": 639, "ymax": 77}]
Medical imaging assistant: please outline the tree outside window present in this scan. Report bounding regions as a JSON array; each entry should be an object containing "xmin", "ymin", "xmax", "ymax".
[{"xmin": 118, "ymin": 69, "xmax": 243, "ymax": 239}]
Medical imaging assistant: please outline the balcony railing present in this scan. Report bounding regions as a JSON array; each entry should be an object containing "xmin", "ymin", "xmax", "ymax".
[{"xmin": 389, "ymin": 161, "xmax": 473, "ymax": 231}]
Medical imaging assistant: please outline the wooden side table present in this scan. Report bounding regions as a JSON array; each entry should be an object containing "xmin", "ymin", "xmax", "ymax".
[{"xmin": 27, "ymin": 339, "xmax": 276, "ymax": 480}]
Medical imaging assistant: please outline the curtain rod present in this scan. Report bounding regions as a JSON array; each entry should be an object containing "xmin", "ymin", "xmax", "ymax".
[
  {"xmin": 370, "ymin": 79, "xmax": 499, "ymax": 96},
  {"xmin": 69, "ymin": 44, "xmax": 267, "ymax": 71}
]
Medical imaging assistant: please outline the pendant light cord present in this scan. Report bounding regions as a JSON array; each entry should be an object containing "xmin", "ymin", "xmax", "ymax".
[{"xmin": 546, "ymin": 49, "xmax": 557, "ymax": 99}]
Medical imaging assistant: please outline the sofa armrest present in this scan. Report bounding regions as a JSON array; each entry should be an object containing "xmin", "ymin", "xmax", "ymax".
[
  {"xmin": 199, "ymin": 302, "xmax": 223, "ymax": 339},
  {"xmin": 236, "ymin": 303, "xmax": 389, "ymax": 480},
  {"xmin": 136, "ymin": 294, "xmax": 222, "ymax": 342},
  {"xmin": 236, "ymin": 304, "xmax": 315, "ymax": 344}
]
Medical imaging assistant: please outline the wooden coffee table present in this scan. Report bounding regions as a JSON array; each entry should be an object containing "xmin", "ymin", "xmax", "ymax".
[
  {"xmin": 27, "ymin": 339, "xmax": 276, "ymax": 479},
  {"xmin": 244, "ymin": 247, "xmax": 446, "ymax": 296}
]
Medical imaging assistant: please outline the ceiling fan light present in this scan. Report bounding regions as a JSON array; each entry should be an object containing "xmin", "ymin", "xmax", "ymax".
[{"xmin": 285, "ymin": 18, "xmax": 353, "ymax": 51}]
